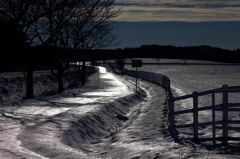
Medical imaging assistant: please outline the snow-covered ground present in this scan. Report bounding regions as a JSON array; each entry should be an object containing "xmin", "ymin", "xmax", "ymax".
[
  {"xmin": 0, "ymin": 70, "xmax": 84, "ymax": 103},
  {"xmin": 125, "ymin": 59, "xmax": 240, "ymax": 96},
  {"xmin": 0, "ymin": 65, "xmax": 239, "ymax": 158},
  {"xmin": 0, "ymin": 67, "xmax": 137, "ymax": 158},
  {"xmin": 126, "ymin": 59, "xmax": 240, "ymax": 150}
]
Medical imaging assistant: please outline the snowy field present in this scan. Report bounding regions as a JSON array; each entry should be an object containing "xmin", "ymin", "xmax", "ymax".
[
  {"xmin": 0, "ymin": 65, "xmax": 239, "ymax": 158},
  {"xmin": 126, "ymin": 59, "xmax": 240, "ymax": 148},
  {"xmin": 125, "ymin": 59, "xmax": 240, "ymax": 95}
]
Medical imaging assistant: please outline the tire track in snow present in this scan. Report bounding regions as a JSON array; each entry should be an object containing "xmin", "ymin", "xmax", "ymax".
[
  {"xmin": 2, "ymin": 67, "xmax": 235, "ymax": 158},
  {"xmin": 87, "ymin": 78, "xmax": 189, "ymax": 159},
  {"xmin": 88, "ymin": 78, "xmax": 232, "ymax": 159},
  {"xmin": 15, "ymin": 67, "xmax": 145, "ymax": 158}
]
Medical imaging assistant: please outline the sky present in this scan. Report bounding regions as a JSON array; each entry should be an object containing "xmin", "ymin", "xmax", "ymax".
[{"xmin": 111, "ymin": 0, "xmax": 240, "ymax": 50}]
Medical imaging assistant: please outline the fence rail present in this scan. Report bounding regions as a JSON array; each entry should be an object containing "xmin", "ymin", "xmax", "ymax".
[
  {"xmin": 168, "ymin": 85, "xmax": 240, "ymax": 146},
  {"xmin": 123, "ymin": 69, "xmax": 240, "ymax": 146},
  {"xmin": 124, "ymin": 70, "xmax": 171, "ymax": 95}
]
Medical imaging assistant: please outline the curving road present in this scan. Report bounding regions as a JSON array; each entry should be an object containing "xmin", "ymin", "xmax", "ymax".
[
  {"xmin": 0, "ymin": 67, "xmax": 135, "ymax": 158},
  {"xmin": 0, "ymin": 67, "xmax": 235, "ymax": 158}
]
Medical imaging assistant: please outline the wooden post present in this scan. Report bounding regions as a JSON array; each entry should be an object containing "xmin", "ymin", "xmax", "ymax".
[
  {"xmin": 193, "ymin": 92, "xmax": 199, "ymax": 142},
  {"xmin": 168, "ymin": 97, "xmax": 177, "ymax": 139},
  {"xmin": 212, "ymin": 92, "xmax": 216, "ymax": 146},
  {"xmin": 222, "ymin": 85, "xmax": 228, "ymax": 145},
  {"xmin": 136, "ymin": 67, "xmax": 138, "ymax": 92}
]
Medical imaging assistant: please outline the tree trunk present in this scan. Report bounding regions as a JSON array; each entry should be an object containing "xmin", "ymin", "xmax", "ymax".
[
  {"xmin": 82, "ymin": 59, "xmax": 86, "ymax": 85},
  {"xmin": 26, "ymin": 67, "xmax": 34, "ymax": 98},
  {"xmin": 57, "ymin": 64, "xmax": 64, "ymax": 92}
]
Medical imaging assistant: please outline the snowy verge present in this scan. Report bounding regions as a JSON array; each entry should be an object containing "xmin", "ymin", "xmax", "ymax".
[
  {"xmin": 1, "ymin": 66, "xmax": 239, "ymax": 158},
  {"xmin": 0, "ymin": 68, "xmax": 95, "ymax": 103},
  {"xmin": 16, "ymin": 91, "xmax": 146, "ymax": 158},
  {"xmin": 14, "ymin": 67, "xmax": 147, "ymax": 158},
  {"xmin": 62, "ymin": 89, "xmax": 146, "ymax": 150}
]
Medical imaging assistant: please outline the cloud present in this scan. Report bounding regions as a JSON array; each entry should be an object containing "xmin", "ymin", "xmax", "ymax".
[{"xmin": 113, "ymin": 0, "xmax": 240, "ymax": 22}]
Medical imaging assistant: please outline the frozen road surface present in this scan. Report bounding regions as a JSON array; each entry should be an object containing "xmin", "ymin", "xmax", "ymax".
[
  {"xmin": 0, "ymin": 67, "xmax": 239, "ymax": 158},
  {"xmin": 0, "ymin": 67, "xmax": 133, "ymax": 158}
]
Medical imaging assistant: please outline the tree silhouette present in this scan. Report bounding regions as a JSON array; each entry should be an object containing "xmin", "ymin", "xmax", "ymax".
[
  {"xmin": 69, "ymin": 0, "xmax": 118, "ymax": 85},
  {"xmin": 0, "ymin": 19, "xmax": 26, "ymax": 71},
  {"xmin": 0, "ymin": 0, "xmax": 119, "ymax": 96},
  {"xmin": 1, "ymin": 0, "xmax": 51, "ymax": 98}
]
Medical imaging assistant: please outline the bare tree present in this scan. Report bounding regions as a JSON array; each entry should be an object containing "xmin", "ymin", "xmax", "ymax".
[
  {"xmin": 0, "ymin": 0, "xmax": 49, "ymax": 98},
  {"xmin": 0, "ymin": 0, "xmax": 76, "ymax": 96},
  {"xmin": 38, "ymin": 0, "xmax": 80, "ymax": 92},
  {"xmin": 36, "ymin": 0, "xmax": 119, "ymax": 91},
  {"xmin": 70, "ymin": 0, "xmax": 119, "ymax": 84},
  {"xmin": 1, "ymin": 0, "xmax": 119, "ymax": 95},
  {"xmin": 36, "ymin": 0, "xmax": 119, "ymax": 88}
]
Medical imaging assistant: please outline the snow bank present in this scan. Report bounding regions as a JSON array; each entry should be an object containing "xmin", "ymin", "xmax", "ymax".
[
  {"xmin": 1, "ymin": 64, "xmax": 239, "ymax": 158},
  {"xmin": 12, "ymin": 67, "xmax": 147, "ymax": 158},
  {"xmin": 0, "ymin": 74, "xmax": 25, "ymax": 102},
  {"xmin": 0, "ymin": 69, "xmax": 92, "ymax": 103},
  {"xmin": 62, "ymin": 91, "xmax": 146, "ymax": 150},
  {"xmin": 16, "ymin": 92, "xmax": 146, "ymax": 158}
]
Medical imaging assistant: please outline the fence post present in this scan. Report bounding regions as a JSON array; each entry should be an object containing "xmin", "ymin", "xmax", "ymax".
[
  {"xmin": 135, "ymin": 67, "xmax": 138, "ymax": 92},
  {"xmin": 193, "ymin": 92, "xmax": 199, "ymax": 142},
  {"xmin": 168, "ymin": 97, "xmax": 177, "ymax": 139},
  {"xmin": 222, "ymin": 85, "xmax": 228, "ymax": 145},
  {"xmin": 212, "ymin": 92, "xmax": 216, "ymax": 146}
]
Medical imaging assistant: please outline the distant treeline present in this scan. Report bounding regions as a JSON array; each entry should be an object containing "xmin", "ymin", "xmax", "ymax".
[
  {"xmin": 0, "ymin": 0, "xmax": 119, "ymax": 98},
  {"xmin": 1, "ymin": 45, "xmax": 240, "ymax": 72},
  {"xmin": 0, "ymin": 46, "xmax": 56, "ymax": 72},
  {"xmin": 85, "ymin": 45, "xmax": 240, "ymax": 63}
]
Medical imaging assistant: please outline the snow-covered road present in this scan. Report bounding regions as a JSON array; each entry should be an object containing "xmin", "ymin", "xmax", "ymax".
[
  {"xmin": 0, "ymin": 66, "xmax": 239, "ymax": 158},
  {"xmin": 0, "ymin": 67, "xmax": 136, "ymax": 158}
]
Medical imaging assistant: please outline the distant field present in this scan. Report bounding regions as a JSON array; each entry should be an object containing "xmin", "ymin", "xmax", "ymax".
[
  {"xmin": 126, "ymin": 58, "xmax": 240, "ymax": 96},
  {"xmin": 126, "ymin": 58, "xmax": 240, "ymax": 142}
]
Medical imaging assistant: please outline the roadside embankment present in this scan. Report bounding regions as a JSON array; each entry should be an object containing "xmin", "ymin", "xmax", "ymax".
[
  {"xmin": 0, "ymin": 67, "xmax": 96, "ymax": 103},
  {"xmin": 14, "ymin": 67, "xmax": 147, "ymax": 158}
]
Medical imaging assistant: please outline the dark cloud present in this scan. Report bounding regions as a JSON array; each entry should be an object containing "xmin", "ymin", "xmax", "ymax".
[
  {"xmin": 114, "ymin": 1, "xmax": 240, "ymax": 9},
  {"xmin": 114, "ymin": 0, "xmax": 240, "ymax": 22}
]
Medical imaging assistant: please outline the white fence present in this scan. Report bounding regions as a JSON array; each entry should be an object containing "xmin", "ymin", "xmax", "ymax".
[
  {"xmin": 124, "ymin": 70, "xmax": 171, "ymax": 95},
  {"xmin": 124, "ymin": 69, "xmax": 240, "ymax": 146},
  {"xmin": 168, "ymin": 85, "xmax": 240, "ymax": 146}
]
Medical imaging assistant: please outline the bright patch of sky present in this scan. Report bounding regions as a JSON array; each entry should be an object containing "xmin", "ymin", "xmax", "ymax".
[{"xmin": 113, "ymin": 0, "xmax": 240, "ymax": 22}]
